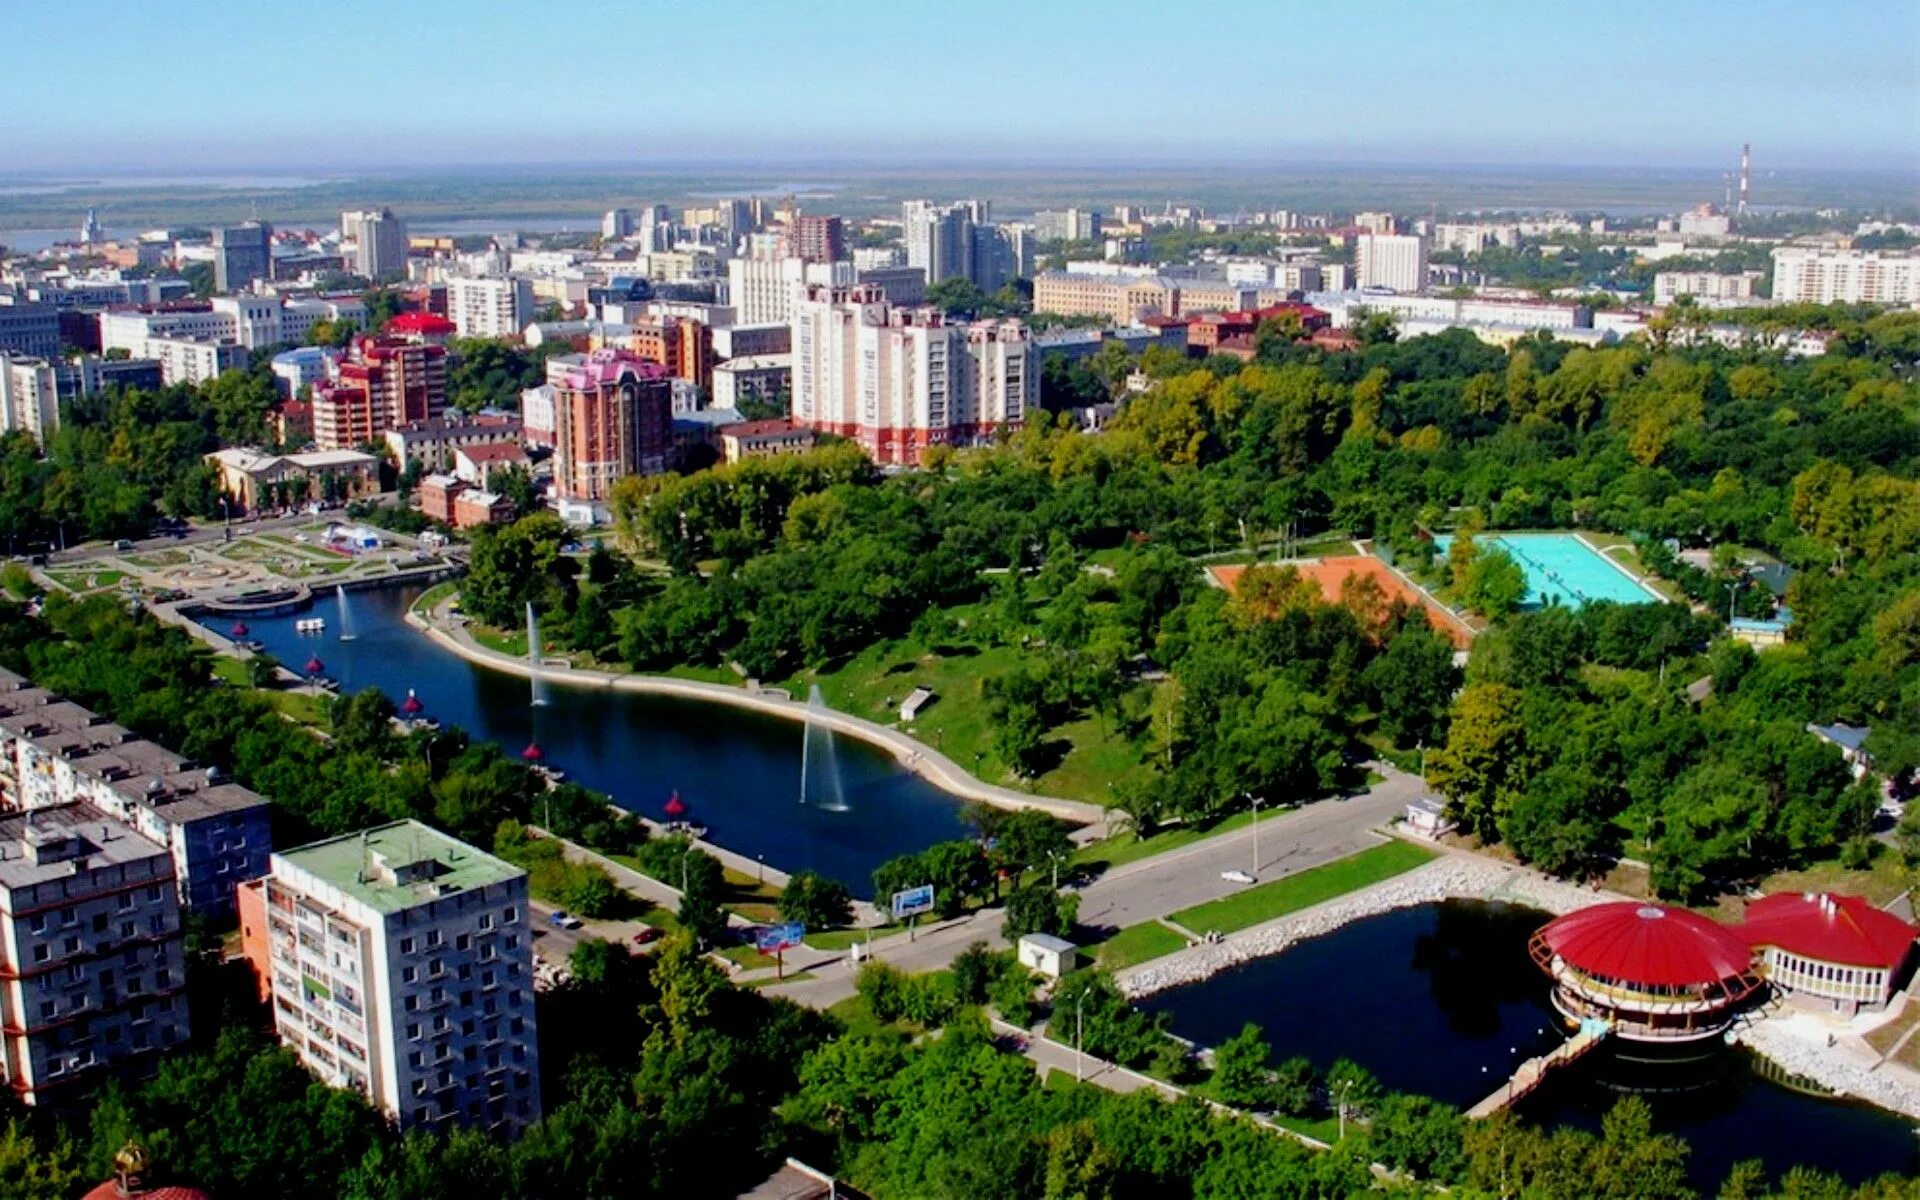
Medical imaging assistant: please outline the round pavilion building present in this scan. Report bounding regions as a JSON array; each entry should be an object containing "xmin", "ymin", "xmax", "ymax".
[{"xmin": 1529, "ymin": 901, "xmax": 1764, "ymax": 1042}]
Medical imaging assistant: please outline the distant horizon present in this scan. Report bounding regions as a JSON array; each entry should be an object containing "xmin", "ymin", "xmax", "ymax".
[{"xmin": 8, "ymin": 1, "xmax": 1914, "ymax": 175}]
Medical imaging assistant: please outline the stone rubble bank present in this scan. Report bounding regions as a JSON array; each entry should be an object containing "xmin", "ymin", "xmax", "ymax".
[{"xmin": 1737, "ymin": 1018, "xmax": 1920, "ymax": 1121}]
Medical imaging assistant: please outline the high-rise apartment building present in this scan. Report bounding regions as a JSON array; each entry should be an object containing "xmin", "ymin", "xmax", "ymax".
[
  {"xmin": 242, "ymin": 820, "xmax": 540, "ymax": 1135},
  {"xmin": 447, "ymin": 277, "xmax": 535, "ymax": 339},
  {"xmin": 786, "ymin": 215, "xmax": 846, "ymax": 264},
  {"xmin": 626, "ymin": 315, "xmax": 714, "ymax": 393},
  {"xmin": 549, "ymin": 349, "xmax": 673, "ymax": 501},
  {"xmin": 345, "ymin": 208, "xmax": 409, "ymax": 281},
  {"xmin": 0, "ymin": 356, "xmax": 65, "ymax": 442},
  {"xmin": 790, "ymin": 283, "xmax": 1031, "ymax": 465},
  {"xmin": 1033, "ymin": 209, "xmax": 1103, "ymax": 243},
  {"xmin": 1355, "ymin": 233, "xmax": 1430, "ymax": 293},
  {"xmin": 212, "ymin": 221, "xmax": 273, "ymax": 293},
  {"xmin": 311, "ymin": 336, "xmax": 449, "ymax": 450},
  {"xmin": 1771, "ymin": 247, "xmax": 1920, "ymax": 305},
  {"xmin": 1354, "ymin": 211, "xmax": 1397, "ymax": 235},
  {"xmin": 602, "ymin": 208, "xmax": 634, "ymax": 241},
  {"xmin": 0, "ymin": 801, "xmax": 191, "ymax": 1106},
  {"xmin": 0, "ymin": 299, "xmax": 61, "ymax": 358},
  {"xmin": 903, "ymin": 200, "xmax": 977, "ymax": 285}
]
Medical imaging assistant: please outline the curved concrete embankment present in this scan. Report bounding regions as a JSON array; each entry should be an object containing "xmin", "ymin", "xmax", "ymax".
[{"xmin": 407, "ymin": 603, "xmax": 1103, "ymax": 825}]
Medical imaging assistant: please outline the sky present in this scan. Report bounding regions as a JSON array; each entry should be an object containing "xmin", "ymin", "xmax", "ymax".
[{"xmin": 3, "ymin": 0, "xmax": 1916, "ymax": 174}]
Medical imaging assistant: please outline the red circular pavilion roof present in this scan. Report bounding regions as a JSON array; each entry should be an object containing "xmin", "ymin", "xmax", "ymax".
[
  {"xmin": 1536, "ymin": 901, "xmax": 1756, "ymax": 987},
  {"xmin": 1738, "ymin": 893, "xmax": 1916, "ymax": 969}
]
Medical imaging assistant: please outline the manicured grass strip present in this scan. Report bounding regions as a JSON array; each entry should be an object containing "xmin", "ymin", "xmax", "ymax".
[
  {"xmin": 1093, "ymin": 921, "xmax": 1189, "ymax": 971},
  {"xmin": 1169, "ymin": 841, "xmax": 1435, "ymax": 935},
  {"xmin": 1072, "ymin": 806, "xmax": 1289, "ymax": 872}
]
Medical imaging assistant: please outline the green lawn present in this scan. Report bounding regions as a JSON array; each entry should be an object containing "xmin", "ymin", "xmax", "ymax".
[
  {"xmin": 1269, "ymin": 1113, "xmax": 1344, "ymax": 1143},
  {"xmin": 793, "ymin": 604, "xmax": 1153, "ymax": 804},
  {"xmin": 1072, "ymin": 806, "xmax": 1290, "ymax": 873},
  {"xmin": 743, "ymin": 971, "xmax": 815, "ymax": 989},
  {"xmin": 411, "ymin": 581, "xmax": 458, "ymax": 615},
  {"xmin": 1091, "ymin": 921, "xmax": 1189, "ymax": 971},
  {"xmin": 1170, "ymin": 841, "xmax": 1436, "ymax": 935},
  {"xmin": 804, "ymin": 927, "xmax": 871, "ymax": 951}
]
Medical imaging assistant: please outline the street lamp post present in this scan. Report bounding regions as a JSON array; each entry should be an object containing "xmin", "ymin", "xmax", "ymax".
[
  {"xmin": 1336, "ymin": 1078, "xmax": 1353, "ymax": 1140},
  {"xmin": 1251, "ymin": 795, "xmax": 1261, "ymax": 876},
  {"xmin": 1075, "ymin": 991, "xmax": 1087, "ymax": 1082}
]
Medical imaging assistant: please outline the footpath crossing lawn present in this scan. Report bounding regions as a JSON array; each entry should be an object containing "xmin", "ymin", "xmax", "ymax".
[{"xmin": 1169, "ymin": 840, "xmax": 1435, "ymax": 936}]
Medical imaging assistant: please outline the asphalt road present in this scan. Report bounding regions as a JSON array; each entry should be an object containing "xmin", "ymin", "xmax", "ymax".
[
  {"xmin": 763, "ymin": 764, "xmax": 1426, "ymax": 1010},
  {"xmin": 1071, "ymin": 765, "xmax": 1424, "ymax": 935}
]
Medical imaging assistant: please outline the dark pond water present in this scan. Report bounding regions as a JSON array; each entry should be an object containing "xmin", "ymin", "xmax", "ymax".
[
  {"xmin": 1141, "ymin": 901, "xmax": 1919, "ymax": 1187},
  {"xmin": 214, "ymin": 585, "xmax": 971, "ymax": 894}
]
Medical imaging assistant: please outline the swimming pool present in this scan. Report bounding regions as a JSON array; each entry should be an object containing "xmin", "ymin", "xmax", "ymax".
[{"xmin": 1432, "ymin": 532, "xmax": 1661, "ymax": 609}]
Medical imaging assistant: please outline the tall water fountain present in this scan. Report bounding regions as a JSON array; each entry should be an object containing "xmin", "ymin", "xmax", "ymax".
[
  {"xmin": 526, "ymin": 602, "xmax": 547, "ymax": 707},
  {"xmin": 336, "ymin": 585, "xmax": 357, "ymax": 641},
  {"xmin": 798, "ymin": 684, "xmax": 849, "ymax": 811}
]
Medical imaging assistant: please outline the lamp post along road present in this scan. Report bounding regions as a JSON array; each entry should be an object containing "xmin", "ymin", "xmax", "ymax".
[{"xmin": 1075, "ymin": 992, "xmax": 1087, "ymax": 1083}]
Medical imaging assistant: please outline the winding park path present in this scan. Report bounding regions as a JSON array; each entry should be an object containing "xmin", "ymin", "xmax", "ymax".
[{"xmin": 408, "ymin": 593, "xmax": 1104, "ymax": 825}]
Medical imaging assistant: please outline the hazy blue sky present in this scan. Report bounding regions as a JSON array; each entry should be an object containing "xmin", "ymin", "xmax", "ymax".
[{"xmin": 6, "ymin": 0, "xmax": 1915, "ymax": 172}]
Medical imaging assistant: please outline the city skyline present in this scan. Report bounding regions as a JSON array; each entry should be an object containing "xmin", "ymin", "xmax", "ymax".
[{"xmin": 6, "ymin": 0, "xmax": 1916, "ymax": 173}]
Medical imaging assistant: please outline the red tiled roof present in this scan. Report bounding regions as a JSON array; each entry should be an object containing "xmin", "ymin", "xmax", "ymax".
[
  {"xmin": 1738, "ymin": 893, "xmax": 1915, "ymax": 969},
  {"xmin": 727, "ymin": 419, "xmax": 806, "ymax": 438},
  {"xmin": 386, "ymin": 312, "xmax": 455, "ymax": 335},
  {"xmin": 458, "ymin": 442, "xmax": 527, "ymax": 463},
  {"xmin": 1537, "ymin": 902, "xmax": 1756, "ymax": 988}
]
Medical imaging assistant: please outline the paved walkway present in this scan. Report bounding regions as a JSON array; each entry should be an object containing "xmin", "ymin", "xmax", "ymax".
[{"xmin": 412, "ymin": 594, "xmax": 1102, "ymax": 824}]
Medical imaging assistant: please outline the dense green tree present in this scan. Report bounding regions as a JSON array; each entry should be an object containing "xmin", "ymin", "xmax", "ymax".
[{"xmin": 779, "ymin": 869, "xmax": 854, "ymax": 930}]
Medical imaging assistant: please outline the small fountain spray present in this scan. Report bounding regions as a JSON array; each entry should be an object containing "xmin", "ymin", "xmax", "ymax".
[
  {"xmin": 336, "ymin": 585, "xmax": 357, "ymax": 641},
  {"xmin": 799, "ymin": 684, "xmax": 849, "ymax": 812},
  {"xmin": 526, "ymin": 602, "xmax": 547, "ymax": 708}
]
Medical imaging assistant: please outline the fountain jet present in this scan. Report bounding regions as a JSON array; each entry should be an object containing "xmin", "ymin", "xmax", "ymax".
[
  {"xmin": 337, "ymin": 585, "xmax": 357, "ymax": 641},
  {"xmin": 526, "ymin": 602, "xmax": 547, "ymax": 707},
  {"xmin": 799, "ymin": 684, "xmax": 849, "ymax": 812}
]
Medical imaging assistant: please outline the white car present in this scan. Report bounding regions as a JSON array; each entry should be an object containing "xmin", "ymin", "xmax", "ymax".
[{"xmin": 1220, "ymin": 869, "xmax": 1256, "ymax": 885}]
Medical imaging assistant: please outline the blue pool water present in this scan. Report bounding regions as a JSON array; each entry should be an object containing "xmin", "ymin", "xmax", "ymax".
[{"xmin": 1432, "ymin": 533, "xmax": 1658, "ymax": 609}]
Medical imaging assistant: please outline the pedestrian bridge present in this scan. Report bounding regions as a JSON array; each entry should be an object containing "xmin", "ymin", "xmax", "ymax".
[{"xmin": 1465, "ymin": 1019, "xmax": 1611, "ymax": 1119}]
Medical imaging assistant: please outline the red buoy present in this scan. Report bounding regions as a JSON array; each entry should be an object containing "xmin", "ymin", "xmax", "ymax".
[
  {"xmin": 664, "ymin": 790, "xmax": 688, "ymax": 818},
  {"xmin": 230, "ymin": 620, "xmax": 250, "ymax": 638},
  {"xmin": 521, "ymin": 742, "xmax": 544, "ymax": 762},
  {"xmin": 400, "ymin": 689, "xmax": 424, "ymax": 714},
  {"xmin": 304, "ymin": 656, "xmax": 324, "ymax": 675}
]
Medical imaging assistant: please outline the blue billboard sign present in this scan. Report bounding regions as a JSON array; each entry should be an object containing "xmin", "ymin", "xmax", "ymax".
[
  {"xmin": 890, "ymin": 884, "xmax": 935, "ymax": 920},
  {"xmin": 755, "ymin": 922, "xmax": 805, "ymax": 953}
]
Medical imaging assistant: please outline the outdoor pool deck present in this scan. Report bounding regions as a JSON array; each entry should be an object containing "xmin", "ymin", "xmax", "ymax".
[{"xmin": 1432, "ymin": 532, "xmax": 1663, "ymax": 609}]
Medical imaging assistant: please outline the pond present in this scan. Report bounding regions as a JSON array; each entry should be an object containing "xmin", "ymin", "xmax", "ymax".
[
  {"xmin": 1140, "ymin": 901, "xmax": 1919, "ymax": 1187},
  {"xmin": 213, "ymin": 584, "xmax": 972, "ymax": 895}
]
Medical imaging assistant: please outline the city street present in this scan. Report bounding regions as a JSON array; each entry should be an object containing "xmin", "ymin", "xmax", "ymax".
[{"xmin": 1072, "ymin": 764, "xmax": 1424, "ymax": 935}]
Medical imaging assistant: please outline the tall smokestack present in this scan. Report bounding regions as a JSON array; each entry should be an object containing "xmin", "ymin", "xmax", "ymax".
[{"xmin": 1738, "ymin": 143, "xmax": 1751, "ymax": 217}]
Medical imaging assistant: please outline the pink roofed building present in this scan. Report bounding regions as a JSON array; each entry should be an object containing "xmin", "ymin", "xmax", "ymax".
[{"xmin": 550, "ymin": 349, "xmax": 672, "ymax": 502}]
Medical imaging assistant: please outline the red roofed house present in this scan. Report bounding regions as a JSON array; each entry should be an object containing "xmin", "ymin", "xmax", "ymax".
[
  {"xmin": 1738, "ymin": 892, "xmax": 1915, "ymax": 1012},
  {"xmin": 385, "ymin": 310, "xmax": 457, "ymax": 346},
  {"xmin": 454, "ymin": 440, "xmax": 530, "ymax": 489}
]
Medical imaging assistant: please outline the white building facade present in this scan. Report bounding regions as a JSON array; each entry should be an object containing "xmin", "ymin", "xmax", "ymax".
[
  {"xmin": 791, "ymin": 283, "xmax": 1031, "ymax": 466},
  {"xmin": 1771, "ymin": 248, "xmax": 1920, "ymax": 305},
  {"xmin": 251, "ymin": 821, "xmax": 540, "ymax": 1136},
  {"xmin": 1355, "ymin": 234, "xmax": 1430, "ymax": 293},
  {"xmin": 448, "ymin": 277, "xmax": 536, "ymax": 339}
]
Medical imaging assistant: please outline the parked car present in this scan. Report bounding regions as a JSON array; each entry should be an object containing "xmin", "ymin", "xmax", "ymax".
[
  {"xmin": 1220, "ymin": 869, "xmax": 1256, "ymax": 885},
  {"xmin": 548, "ymin": 910, "xmax": 584, "ymax": 930},
  {"xmin": 631, "ymin": 926, "xmax": 662, "ymax": 945}
]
